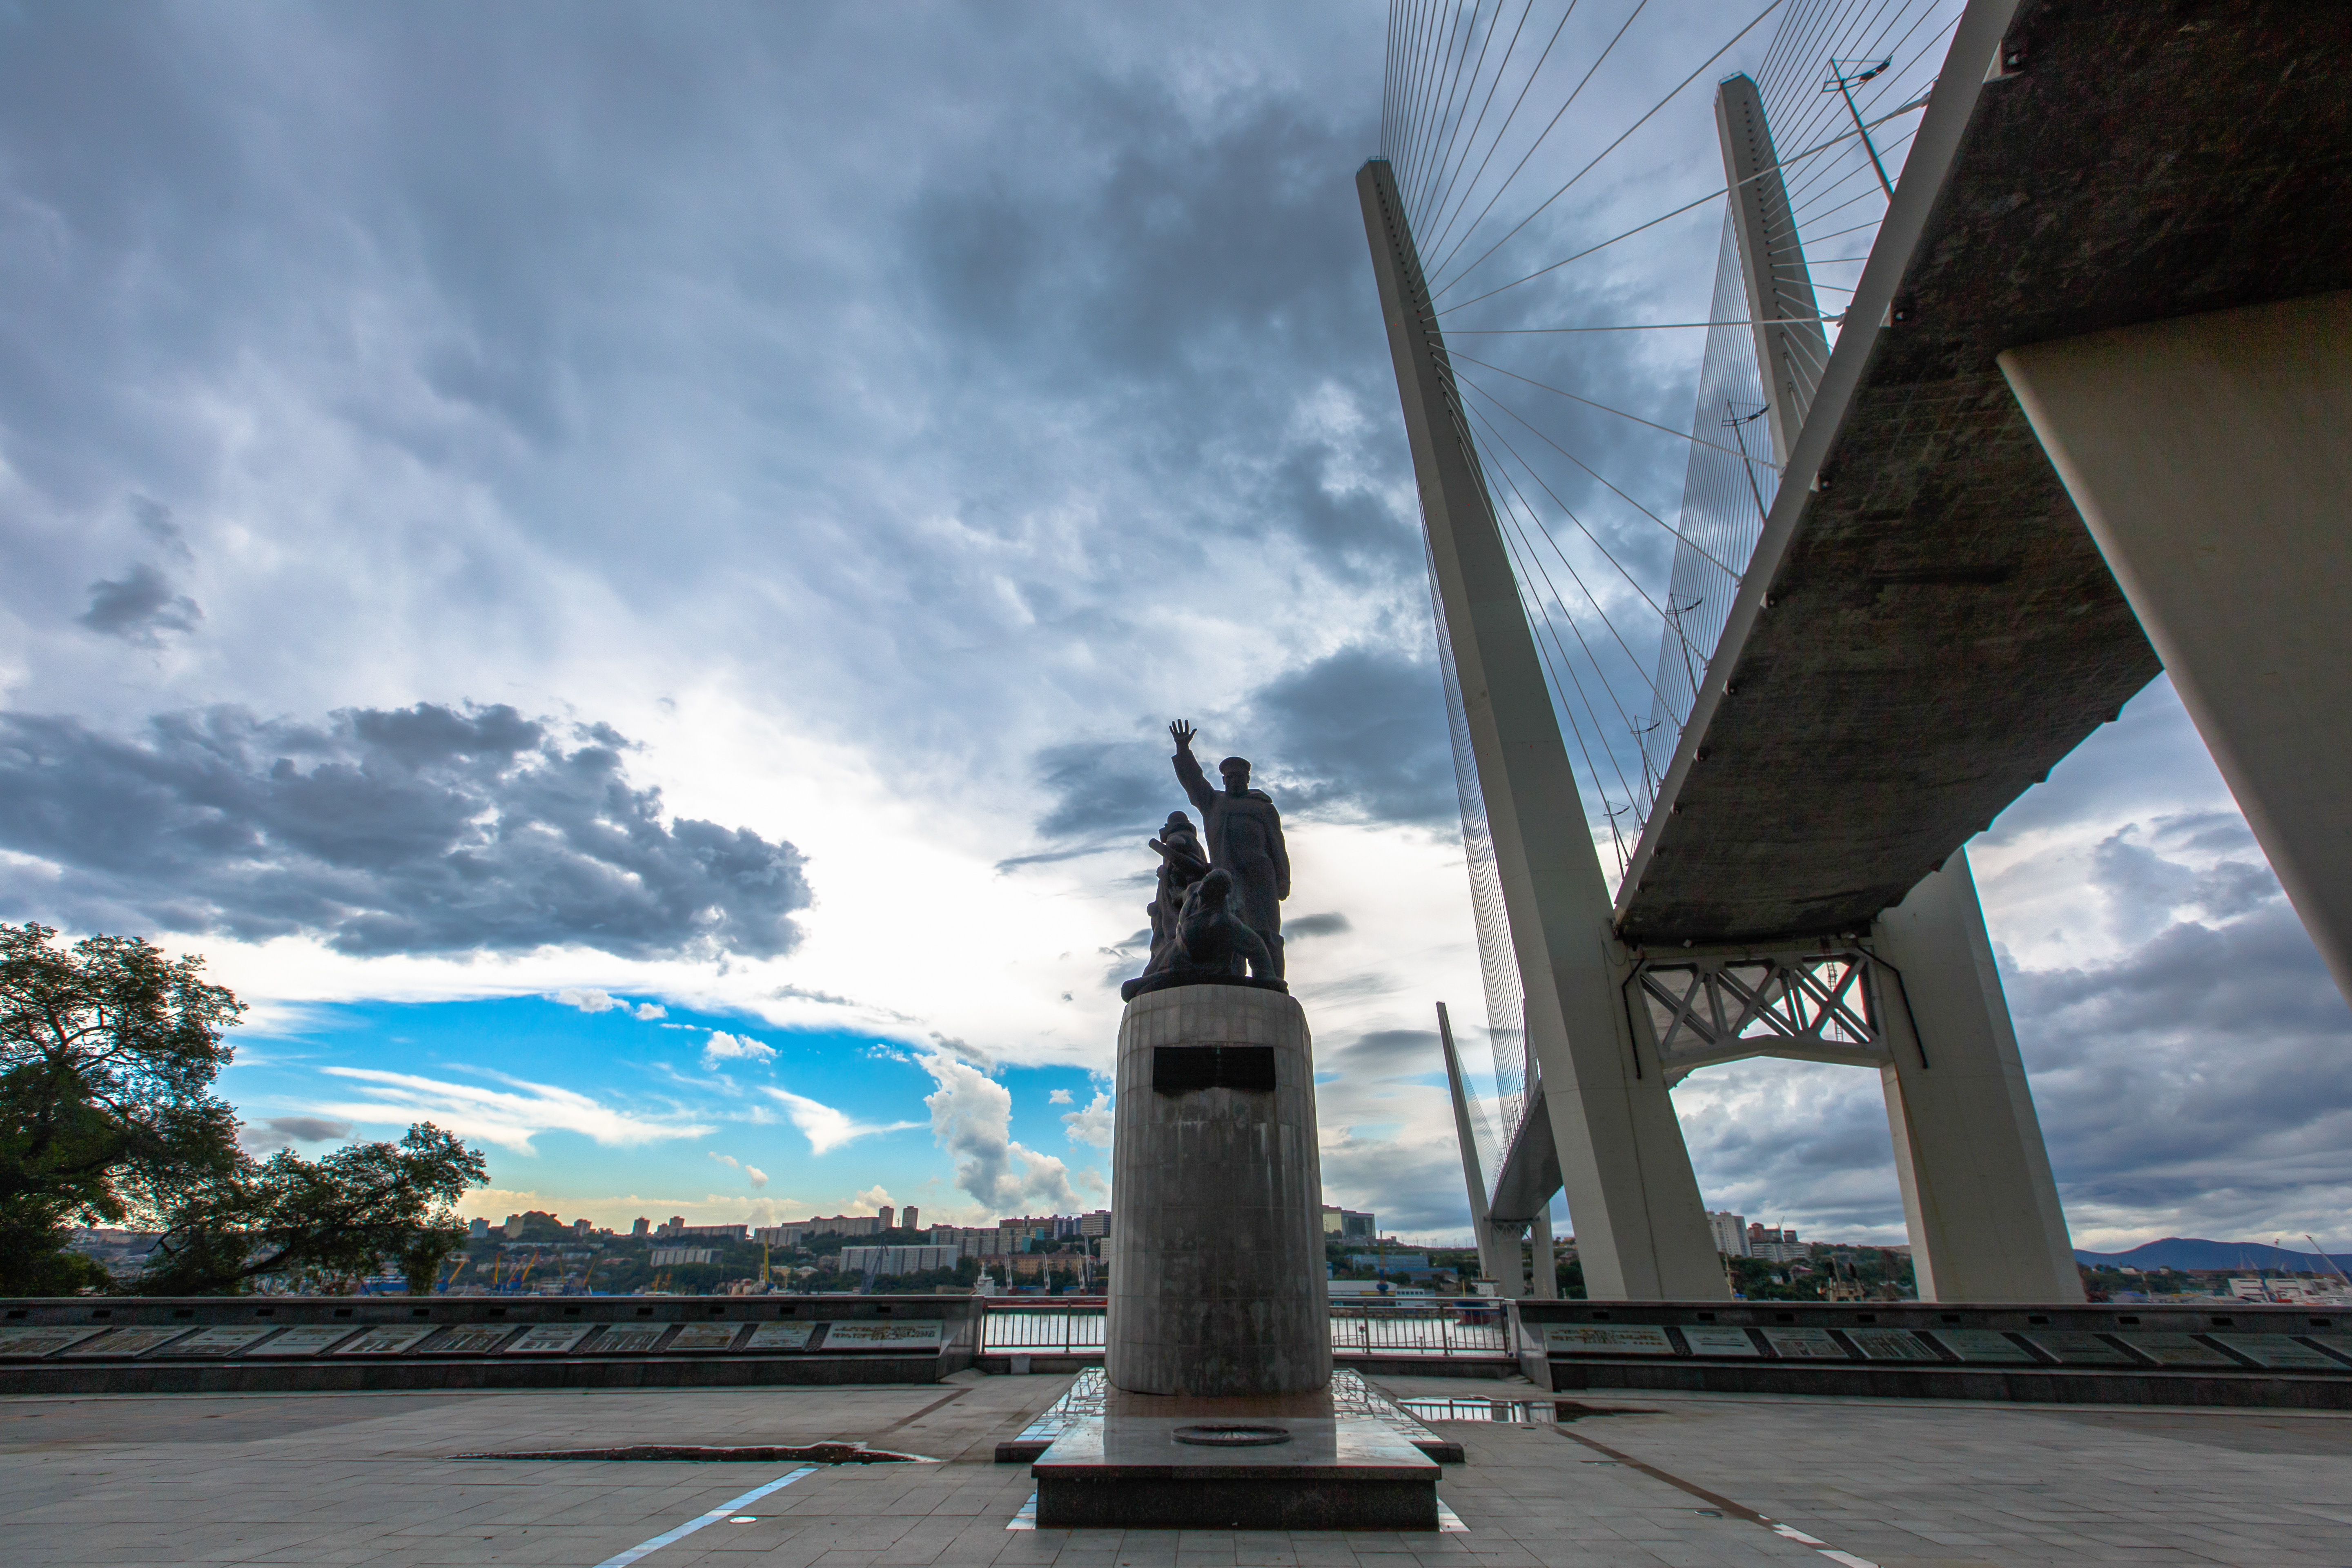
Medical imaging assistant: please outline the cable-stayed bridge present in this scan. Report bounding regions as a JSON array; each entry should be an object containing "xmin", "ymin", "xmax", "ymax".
[{"xmin": 1361, "ymin": 0, "xmax": 2350, "ymax": 1302}]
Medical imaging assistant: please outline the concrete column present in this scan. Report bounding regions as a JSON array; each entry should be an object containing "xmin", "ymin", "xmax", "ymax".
[
  {"xmin": 1527, "ymin": 1207, "xmax": 1559, "ymax": 1299},
  {"xmin": 1999, "ymin": 294, "xmax": 2352, "ymax": 1005},
  {"xmin": 1105, "ymin": 985, "xmax": 1331, "ymax": 1394},
  {"xmin": 1360, "ymin": 157, "xmax": 1725, "ymax": 1301},
  {"xmin": 1437, "ymin": 1002, "xmax": 1514, "ymax": 1292},
  {"xmin": 1716, "ymin": 74, "xmax": 1830, "ymax": 465},
  {"xmin": 1871, "ymin": 854, "xmax": 2081, "ymax": 1303}
]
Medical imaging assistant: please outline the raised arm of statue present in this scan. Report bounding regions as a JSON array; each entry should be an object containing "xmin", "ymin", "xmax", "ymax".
[{"xmin": 1171, "ymin": 734, "xmax": 1215, "ymax": 815}]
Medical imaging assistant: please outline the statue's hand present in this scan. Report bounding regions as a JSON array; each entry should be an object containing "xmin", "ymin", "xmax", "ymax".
[{"xmin": 1169, "ymin": 719, "xmax": 1197, "ymax": 751}]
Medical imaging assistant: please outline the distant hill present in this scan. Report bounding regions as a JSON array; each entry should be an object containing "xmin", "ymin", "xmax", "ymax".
[{"xmin": 2074, "ymin": 1237, "xmax": 2352, "ymax": 1274}]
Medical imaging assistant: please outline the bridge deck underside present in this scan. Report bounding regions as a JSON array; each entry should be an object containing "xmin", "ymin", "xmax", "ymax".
[{"xmin": 1616, "ymin": 0, "xmax": 2352, "ymax": 947}]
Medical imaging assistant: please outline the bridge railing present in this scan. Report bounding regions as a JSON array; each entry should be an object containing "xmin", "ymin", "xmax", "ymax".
[
  {"xmin": 1327, "ymin": 1301, "xmax": 1512, "ymax": 1358},
  {"xmin": 979, "ymin": 1300, "xmax": 1109, "ymax": 1353}
]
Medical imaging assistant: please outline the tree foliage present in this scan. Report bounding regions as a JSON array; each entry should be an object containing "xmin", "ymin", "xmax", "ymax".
[
  {"xmin": 0, "ymin": 922, "xmax": 487, "ymax": 1296},
  {"xmin": 139, "ymin": 1123, "xmax": 487, "ymax": 1295},
  {"xmin": 0, "ymin": 922, "xmax": 245, "ymax": 1292}
]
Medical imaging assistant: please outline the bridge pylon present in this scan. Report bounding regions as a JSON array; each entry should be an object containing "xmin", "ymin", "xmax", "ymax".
[
  {"xmin": 2000, "ymin": 294, "xmax": 2352, "ymax": 1008},
  {"xmin": 1359, "ymin": 158, "xmax": 1726, "ymax": 1302}
]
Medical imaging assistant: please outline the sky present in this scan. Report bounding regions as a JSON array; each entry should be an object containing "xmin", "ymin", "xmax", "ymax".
[{"xmin": 2, "ymin": 1, "xmax": 2346, "ymax": 1254}]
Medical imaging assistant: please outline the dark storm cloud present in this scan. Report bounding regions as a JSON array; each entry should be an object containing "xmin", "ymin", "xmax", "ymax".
[
  {"xmin": 2012, "ymin": 893, "xmax": 2352, "ymax": 1229},
  {"xmin": 1028, "ymin": 644, "xmax": 1455, "ymax": 846},
  {"xmin": 129, "ymin": 496, "xmax": 191, "ymax": 557},
  {"xmin": 1325, "ymin": 1026, "xmax": 1439, "ymax": 1080},
  {"xmin": 77, "ymin": 561, "xmax": 203, "ymax": 645},
  {"xmin": 0, "ymin": 702, "xmax": 810, "ymax": 959},
  {"xmin": 1244, "ymin": 646, "xmax": 1454, "ymax": 823},
  {"xmin": 1676, "ymin": 804, "xmax": 2352, "ymax": 1242},
  {"xmin": 1285, "ymin": 911, "xmax": 1351, "ymax": 939}
]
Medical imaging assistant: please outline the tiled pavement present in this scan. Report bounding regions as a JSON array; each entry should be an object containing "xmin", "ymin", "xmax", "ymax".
[{"xmin": 4, "ymin": 1368, "xmax": 2349, "ymax": 1567}]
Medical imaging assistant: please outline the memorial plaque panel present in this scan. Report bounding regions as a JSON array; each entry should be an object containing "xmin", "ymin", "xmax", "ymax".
[
  {"xmin": 2019, "ymin": 1331, "xmax": 2133, "ymax": 1365},
  {"xmin": 425, "ymin": 1325, "xmax": 521, "ymax": 1354},
  {"xmin": 588, "ymin": 1323, "xmax": 675, "ymax": 1353},
  {"xmin": 60, "ymin": 1327, "xmax": 195, "ymax": 1357},
  {"xmin": 506, "ymin": 1323, "xmax": 597, "ymax": 1354},
  {"xmin": 248, "ymin": 1326, "xmax": 357, "ymax": 1356},
  {"xmin": 160, "ymin": 1325, "xmax": 279, "ymax": 1356},
  {"xmin": 1925, "ymin": 1328, "xmax": 2032, "ymax": 1363},
  {"xmin": 333, "ymin": 1325, "xmax": 438, "ymax": 1356},
  {"xmin": 0, "ymin": 1325, "xmax": 107, "ymax": 1357},
  {"xmin": 1541, "ymin": 1325, "xmax": 1676, "ymax": 1356},
  {"xmin": 824, "ymin": 1319, "xmax": 946, "ymax": 1350},
  {"xmin": 743, "ymin": 1322, "xmax": 816, "ymax": 1351},
  {"xmin": 664, "ymin": 1323, "xmax": 744, "ymax": 1352},
  {"xmin": 2114, "ymin": 1333, "xmax": 2236, "ymax": 1368},
  {"xmin": 2207, "ymin": 1333, "xmax": 2344, "ymax": 1370},
  {"xmin": 1678, "ymin": 1325, "xmax": 1760, "ymax": 1356},
  {"xmin": 1760, "ymin": 1327, "xmax": 1848, "ymax": 1359},
  {"xmin": 1846, "ymin": 1328, "xmax": 1937, "ymax": 1361}
]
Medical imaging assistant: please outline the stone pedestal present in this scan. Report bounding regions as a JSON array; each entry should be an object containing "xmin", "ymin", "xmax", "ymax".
[{"xmin": 1105, "ymin": 983, "xmax": 1330, "ymax": 1396}]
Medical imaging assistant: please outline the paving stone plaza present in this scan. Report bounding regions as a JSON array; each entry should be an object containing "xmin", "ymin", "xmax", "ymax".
[{"xmin": 7, "ymin": 1369, "xmax": 2351, "ymax": 1567}]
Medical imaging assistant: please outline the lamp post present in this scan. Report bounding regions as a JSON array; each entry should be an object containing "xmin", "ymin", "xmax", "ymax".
[{"xmin": 1824, "ymin": 58, "xmax": 1897, "ymax": 201}]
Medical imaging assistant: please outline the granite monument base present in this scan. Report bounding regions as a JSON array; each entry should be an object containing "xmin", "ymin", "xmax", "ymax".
[
  {"xmin": 1030, "ymin": 1372, "xmax": 1440, "ymax": 1530},
  {"xmin": 1106, "ymin": 982, "xmax": 1331, "ymax": 1397},
  {"xmin": 1033, "ymin": 1418, "xmax": 1438, "ymax": 1530}
]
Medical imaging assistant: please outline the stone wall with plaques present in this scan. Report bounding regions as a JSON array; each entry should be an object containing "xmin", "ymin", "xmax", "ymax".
[
  {"xmin": 1512, "ymin": 1298, "xmax": 2352, "ymax": 1408},
  {"xmin": 0, "ymin": 1294, "xmax": 984, "ymax": 1395}
]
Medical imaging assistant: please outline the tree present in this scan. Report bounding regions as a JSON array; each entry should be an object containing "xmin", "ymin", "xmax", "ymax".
[
  {"xmin": 0, "ymin": 923, "xmax": 245, "ymax": 1293},
  {"xmin": 0, "ymin": 922, "xmax": 488, "ymax": 1296},
  {"xmin": 138, "ymin": 1123, "xmax": 488, "ymax": 1295}
]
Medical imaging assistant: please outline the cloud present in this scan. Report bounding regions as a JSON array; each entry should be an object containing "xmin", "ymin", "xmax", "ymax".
[
  {"xmin": 702, "ymin": 1030, "xmax": 777, "ymax": 1067},
  {"xmin": 128, "ymin": 496, "xmax": 190, "ymax": 557},
  {"xmin": 1324, "ymin": 1028, "xmax": 1439, "ymax": 1082},
  {"xmin": 236, "ymin": 1114, "xmax": 353, "ymax": 1154},
  {"xmin": 313, "ymin": 1066, "xmax": 709, "ymax": 1154},
  {"xmin": 1047, "ymin": 1088, "xmax": 1073, "ymax": 1105},
  {"xmin": 854, "ymin": 1185, "xmax": 893, "ymax": 1213},
  {"xmin": 1060, "ymin": 1090, "xmax": 1112, "ymax": 1149},
  {"xmin": 1026, "ymin": 647, "xmax": 1457, "ymax": 855},
  {"xmin": 918, "ymin": 1050, "xmax": 1082, "ymax": 1214},
  {"xmin": 1285, "ymin": 912, "xmax": 1352, "ymax": 939},
  {"xmin": 77, "ymin": 562, "xmax": 203, "ymax": 646},
  {"xmin": 759, "ymin": 1085, "xmax": 921, "ymax": 1156},
  {"xmin": 0, "ymin": 703, "xmax": 811, "ymax": 959},
  {"xmin": 633, "ymin": 1002, "xmax": 667, "ymax": 1020},
  {"xmin": 552, "ymin": 988, "xmax": 622, "ymax": 1013},
  {"xmin": 709, "ymin": 1152, "xmax": 769, "ymax": 1189}
]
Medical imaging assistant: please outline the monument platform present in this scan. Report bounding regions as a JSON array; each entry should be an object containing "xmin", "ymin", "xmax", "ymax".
[
  {"xmin": 1032, "ymin": 1414, "xmax": 1437, "ymax": 1530},
  {"xmin": 1024, "ymin": 1371, "xmax": 1442, "ymax": 1529}
]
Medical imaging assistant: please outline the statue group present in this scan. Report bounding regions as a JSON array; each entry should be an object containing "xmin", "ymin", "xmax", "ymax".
[{"xmin": 1122, "ymin": 720, "xmax": 1290, "ymax": 1001}]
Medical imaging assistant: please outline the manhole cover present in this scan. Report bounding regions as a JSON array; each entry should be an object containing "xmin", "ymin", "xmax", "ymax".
[{"xmin": 1172, "ymin": 1423, "xmax": 1291, "ymax": 1447}]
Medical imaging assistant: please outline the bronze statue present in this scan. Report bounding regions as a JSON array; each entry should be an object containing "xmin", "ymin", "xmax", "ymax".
[
  {"xmin": 1169, "ymin": 720, "xmax": 1289, "ymax": 981},
  {"xmin": 1142, "ymin": 811, "xmax": 1210, "ymax": 979},
  {"xmin": 1118, "ymin": 726, "xmax": 1293, "ymax": 1001},
  {"xmin": 1173, "ymin": 868, "xmax": 1272, "ymax": 980}
]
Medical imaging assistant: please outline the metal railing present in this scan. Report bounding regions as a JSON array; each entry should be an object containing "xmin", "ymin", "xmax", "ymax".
[
  {"xmin": 978, "ymin": 1299, "xmax": 1513, "ymax": 1359},
  {"xmin": 1328, "ymin": 1302, "xmax": 1512, "ymax": 1358},
  {"xmin": 980, "ymin": 1302, "xmax": 1109, "ymax": 1353}
]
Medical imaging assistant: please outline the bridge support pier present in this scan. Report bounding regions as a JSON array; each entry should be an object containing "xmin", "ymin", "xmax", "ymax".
[
  {"xmin": 1527, "ymin": 1208, "xmax": 1558, "ymax": 1299},
  {"xmin": 1871, "ymin": 854, "xmax": 2080, "ymax": 1303},
  {"xmin": 1999, "ymin": 294, "xmax": 2352, "ymax": 1007}
]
